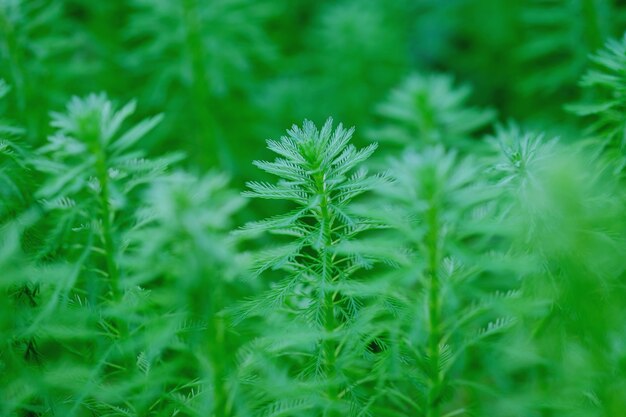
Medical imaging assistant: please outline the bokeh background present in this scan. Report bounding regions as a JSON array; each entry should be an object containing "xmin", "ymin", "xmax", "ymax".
[{"xmin": 3, "ymin": 0, "xmax": 625, "ymax": 180}]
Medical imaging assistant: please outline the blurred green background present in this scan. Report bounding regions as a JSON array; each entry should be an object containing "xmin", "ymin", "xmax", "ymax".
[{"xmin": 3, "ymin": 0, "xmax": 625, "ymax": 179}]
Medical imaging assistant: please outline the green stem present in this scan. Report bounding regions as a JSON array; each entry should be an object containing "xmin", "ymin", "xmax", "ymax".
[
  {"xmin": 426, "ymin": 203, "xmax": 441, "ymax": 417},
  {"xmin": 187, "ymin": 253, "xmax": 230, "ymax": 416},
  {"xmin": 181, "ymin": 0, "xmax": 233, "ymax": 169},
  {"xmin": 212, "ymin": 315, "xmax": 229, "ymax": 416},
  {"xmin": 316, "ymin": 171, "xmax": 339, "ymax": 412},
  {"xmin": 580, "ymin": 0, "xmax": 604, "ymax": 53},
  {"xmin": 94, "ymin": 142, "xmax": 120, "ymax": 298},
  {"xmin": 206, "ymin": 276, "xmax": 229, "ymax": 416},
  {"xmin": 0, "ymin": 10, "xmax": 27, "ymax": 124}
]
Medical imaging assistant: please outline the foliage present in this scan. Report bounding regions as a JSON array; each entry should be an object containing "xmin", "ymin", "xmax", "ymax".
[
  {"xmin": 568, "ymin": 33, "xmax": 626, "ymax": 171},
  {"xmin": 482, "ymin": 125, "xmax": 626, "ymax": 416},
  {"xmin": 124, "ymin": 0, "xmax": 278, "ymax": 168},
  {"xmin": 369, "ymin": 73, "xmax": 495, "ymax": 150},
  {"xmin": 2, "ymin": 3, "xmax": 626, "ymax": 417},
  {"xmin": 0, "ymin": 79, "xmax": 30, "ymax": 220},
  {"xmin": 369, "ymin": 146, "xmax": 513, "ymax": 417},
  {"xmin": 235, "ymin": 119, "xmax": 393, "ymax": 416}
]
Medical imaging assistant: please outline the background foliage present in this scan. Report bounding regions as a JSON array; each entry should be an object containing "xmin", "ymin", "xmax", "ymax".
[{"xmin": 1, "ymin": 1, "xmax": 626, "ymax": 416}]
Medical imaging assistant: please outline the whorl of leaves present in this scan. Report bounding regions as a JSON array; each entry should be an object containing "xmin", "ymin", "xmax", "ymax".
[
  {"xmin": 33, "ymin": 93, "xmax": 179, "ymax": 270},
  {"xmin": 369, "ymin": 73, "xmax": 494, "ymax": 149}
]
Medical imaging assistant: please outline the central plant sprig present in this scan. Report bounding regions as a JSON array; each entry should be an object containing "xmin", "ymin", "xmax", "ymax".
[
  {"xmin": 36, "ymin": 93, "xmax": 167, "ymax": 300},
  {"xmin": 241, "ymin": 118, "xmax": 387, "ymax": 415}
]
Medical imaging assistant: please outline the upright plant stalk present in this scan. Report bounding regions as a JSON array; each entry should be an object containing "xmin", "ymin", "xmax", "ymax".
[
  {"xmin": 0, "ymin": 10, "xmax": 25, "ymax": 113},
  {"xmin": 379, "ymin": 148, "xmax": 501, "ymax": 416},
  {"xmin": 425, "ymin": 203, "xmax": 441, "ymax": 417},
  {"xmin": 240, "ymin": 118, "xmax": 386, "ymax": 416},
  {"xmin": 201, "ymin": 256, "xmax": 230, "ymax": 416},
  {"xmin": 120, "ymin": 171, "xmax": 245, "ymax": 416},
  {"xmin": 182, "ymin": 0, "xmax": 215, "ymax": 167},
  {"xmin": 37, "ymin": 94, "xmax": 166, "ymax": 303},
  {"xmin": 180, "ymin": 0, "xmax": 234, "ymax": 169},
  {"xmin": 211, "ymin": 299, "xmax": 229, "ymax": 416},
  {"xmin": 580, "ymin": 0, "xmax": 605, "ymax": 52},
  {"xmin": 316, "ymin": 169, "xmax": 339, "ymax": 405},
  {"xmin": 0, "ymin": 2, "xmax": 67, "ymax": 140},
  {"xmin": 93, "ymin": 137, "xmax": 120, "ymax": 298}
]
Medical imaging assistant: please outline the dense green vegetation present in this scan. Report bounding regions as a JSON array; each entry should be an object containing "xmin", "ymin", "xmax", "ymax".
[{"xmin": 2, "ymin": 1, "xmax": 626, "ymax": 416}]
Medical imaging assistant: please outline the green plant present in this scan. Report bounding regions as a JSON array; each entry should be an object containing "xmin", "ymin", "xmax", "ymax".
[
  {"xmin": 33, "ymin": 93, "xmax": 173, "ymax": 268},
  {"xmin": 369, "ymin": 73, "xmax": 494, "ymax": 150},
  {"xmin": 518, "ymin": 0, "xmax": 624, "ymax": 99},
  {"xmin": 568, "ymin": 33, "xmax": 626, "ymax": 171},
  {"xmin": 0, "ymin": 79, "xmax": 31, "ymax": 221},
  {"xmin": 235, "ymin": 118, "xmax": 393, "ymax": 416},
  {"xmin": 124, "ymin": 0, "xmax": 277, "ymax": 168},
  {"xmin": 482, "ymin": 125, "xmax": 626, "ymax": 417},
  {"xmin": 120, "ymin": 171, "xmax": 248, "ymax": 416},
  {"xmin": 3, "ymin": 4, "xmax": 626, "ymax": 417},
  {"xmin": 0, "ymin": 0, "xmax": 99, "ymax": 139}
]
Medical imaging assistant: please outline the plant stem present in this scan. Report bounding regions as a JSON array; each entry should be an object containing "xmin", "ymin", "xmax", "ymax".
[
  {"xmin": 426, "ymin": 203, "xmax": 441, "ymax": 417},
  {"xmin": 181, "ymin": 0, "xmax": 233, "ymax": 169},
  {"xmin": 207, "ymin": 273, "xmax": 229, "ymax": 416},
  {"xmin": 580, "ymin": 0, "xmax": 604, "ymax": 53},
  {"xmin": 94, "ymin": 141, "xmax": 120, "ymax": 299},
  {"xmin": 0, "ymin": 10, "xmax": 27, "ymax": 128},
  {"xmin": 316, "ymin": 171, "xmax": 339, "ymax": 413}
]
